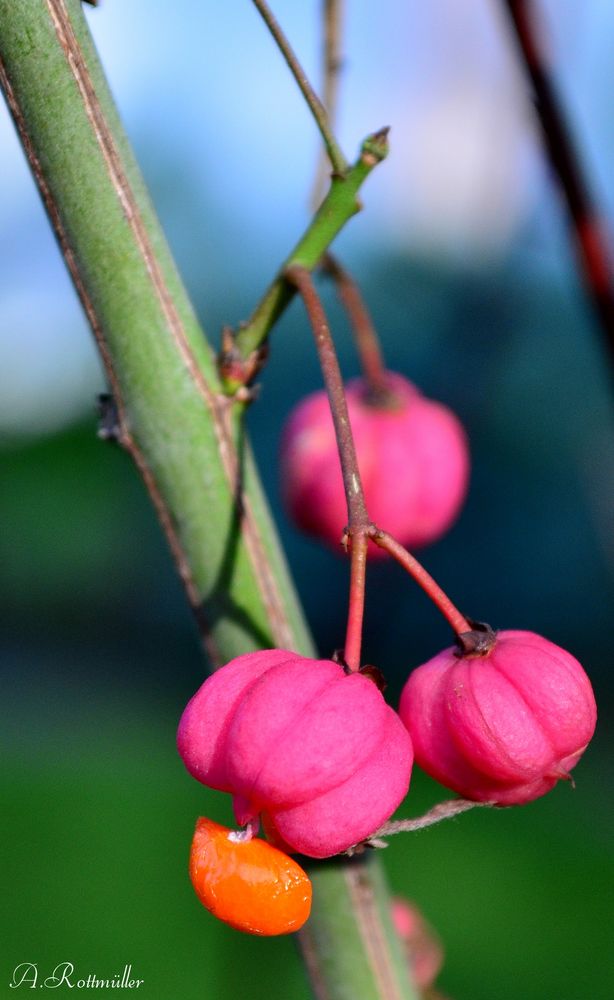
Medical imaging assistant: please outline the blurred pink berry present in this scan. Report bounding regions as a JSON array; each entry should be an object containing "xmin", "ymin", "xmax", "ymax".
[
  {"xmin": 399, "ymin": 630, "xmax": 597, "ymax": 805},
  {"xmin": 178, "ymin": 649, "xmax": 413, "ymax": 858},
  {"xmin": 391, "ymin": 898, "xmax": 444, "ymax": 991},
  {"xmin": 279, "ymin": 373, "xmax": 469, "ymax": 555}
]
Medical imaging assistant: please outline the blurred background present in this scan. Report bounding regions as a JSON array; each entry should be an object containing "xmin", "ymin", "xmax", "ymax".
[{"xmin": 2, "ymin": 1, "xmax": 613, "ymax": 997}]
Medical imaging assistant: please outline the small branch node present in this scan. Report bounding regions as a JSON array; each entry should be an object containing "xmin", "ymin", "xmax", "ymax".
[
  {"xmin": 361, "ymin": 126, "xmax": 390, "ymax": 166},
  {"xmin": 96, "ymin": 392, "xmax": 122, "ymax": 444},
  {"xmin": 218, "ymin": 325, "xmax": 269, "ymax": 391}
]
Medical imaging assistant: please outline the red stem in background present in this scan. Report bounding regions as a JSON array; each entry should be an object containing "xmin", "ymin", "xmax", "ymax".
[
  {"xmin": 311, "ymin": 0, "xmax": 346, "ymax": 207},
  {"xmin": 322, "ymin": 253, "xmax": 392, "ymax": 402},
  {"xmin": 503, "ymin": 0, "xmax": 614, "ymax": 362},
  {"xmin": 322, "ymin": 0, "xmax": 344, "ymax": 142}
]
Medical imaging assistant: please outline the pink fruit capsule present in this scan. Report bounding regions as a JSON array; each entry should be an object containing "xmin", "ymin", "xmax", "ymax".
[
  {"xmin": 178, "ymin": 649, "xmax": 414, "ymax": 857},
  {"xmin": 398, "ymin": 630, "xmax": 597, "ymax": 805},
  {"xmin": 280, "ymin": 373, "xmax": 469, "ymax": 555}
]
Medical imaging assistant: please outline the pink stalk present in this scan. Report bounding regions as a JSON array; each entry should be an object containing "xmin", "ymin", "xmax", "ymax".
[{"xmin": 372, "ymin": 529, "xmax": 471, "ymax": 638}]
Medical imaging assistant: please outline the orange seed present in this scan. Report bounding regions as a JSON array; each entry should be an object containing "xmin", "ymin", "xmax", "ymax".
[{"xmin": 189, "ymin": 817, "xmax": 312, "ymax": 936}]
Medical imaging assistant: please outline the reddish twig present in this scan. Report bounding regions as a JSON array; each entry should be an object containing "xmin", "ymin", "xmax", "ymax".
[
  {"xmin": 322, "ymin": 253, "xmax": 392, "ymax": 403},
  {"xmin": 286, "ymin": 266, "xmax": 483, "ymax": 665},
  {"xmin": 503, "ymin": 0, "xmax": 614, "ymax": 361},
  {"xmin": 286, "ymin": 265, "xmax": 370, "ymax": 671},
  {"xmin": 371, "ymin": 529, "xmax": 472, "ymax": 638},
  {"xmin": 312, "ymin": 0, "xmax": 346, "ymax": 206}
]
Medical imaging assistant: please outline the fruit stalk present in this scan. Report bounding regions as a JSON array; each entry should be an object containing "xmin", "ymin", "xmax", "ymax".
[
  {"xmin": 286, "ymin": 266, "xmax": 474, "ymax": 659},
  {"xmin": 286, "ymin": 265, "xmax": 371, "ymax": 671},
  {"xmin": 372, "ymin": 529, "xmax": 472, "ymax": 638},
  {"xmin": 323, "ymin": 253, "xmax": 391, "ymax": 401}
]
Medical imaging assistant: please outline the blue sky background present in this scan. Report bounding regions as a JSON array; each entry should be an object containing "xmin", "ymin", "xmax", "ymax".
[{"xmin": 2, "ymin": 0, "xmax": 614, "ymax": 437}]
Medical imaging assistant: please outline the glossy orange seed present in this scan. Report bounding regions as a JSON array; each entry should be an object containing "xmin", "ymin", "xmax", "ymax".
[{"xmin": 189, "ymin": 817, "xmax": 312, "ymax": 936}]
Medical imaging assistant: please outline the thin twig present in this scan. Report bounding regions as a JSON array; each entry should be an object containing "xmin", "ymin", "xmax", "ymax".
[
  {"xmin": 322, "ymin": 0, "xmax": 344, "ymax": 128},
  {"xmin": 286, "ymin": 265, "xmax": 371, "ymax": 672},
  {"xmin": 343, "ymin": 531, "xmax": 369, "ymax": 672},
  {"xmin": 503, "ymin": 0, "xmax": 614, "ymax": 362},
  {"xmin": 372, "ymin": 529, "xmax": 472, "ymax": 638},
  {"xmin": 221, "ymin": 128, "xmax": 389, "ymax": 390},
  {"xmin": 322, "ymin": 253, "xmax": 391, "ymax": 400},
  {"xmin": 376, "ymin": 799, "xmax": 489, "ymax": 838},
  {"xmin": 251, "ymin": 0, "xmax": 348, "ymax": 176},
  {"xmin": 284, "ymin": 268, "xmax": 483, "ymax": 666},
  {"xmin": 285, "ymin": 266, "xmax": 369, "ymax": 529},
  {"xmin": 312, "ymin": 0, "xmax": 345, "ymax": 205}
]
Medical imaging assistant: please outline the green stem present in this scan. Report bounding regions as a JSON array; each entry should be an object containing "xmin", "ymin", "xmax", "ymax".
[
  {"xmin": 0, "ymin": 3, "xmax": 415, "ymax": 997},
  {"xmin": 224, "ymin": 127, "xmax": 389, "ymax": 390},
  {"xmin": 0, "ymin": 0, "xmax": 310, "ymax": 666},
  {"xmin": 251, "ymin": 0, "xmax": 348, "ymax": 176},
  {"xmin": 303, "ymin": 855, "xmax": 418, "ymax": 1000}
]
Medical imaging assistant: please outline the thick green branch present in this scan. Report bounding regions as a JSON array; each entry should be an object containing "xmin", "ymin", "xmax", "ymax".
[
  {"xmin": 0, "ymin": 0, "xmax": 312, "ymax": 666},
  {"xmin": 223, "ymin": 128, "xmax": 389, "ymax": 390},
  {"xmin": 0, "ymin": 2, "xmax": 415, "ymax": 998},
  {"xmin": 302, "ymin": 856, "xmax": 418, "ymax": 1000}
]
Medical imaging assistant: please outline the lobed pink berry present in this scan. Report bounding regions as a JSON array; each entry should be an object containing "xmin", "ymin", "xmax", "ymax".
[
  {"xmin": 280, "ymin": 373, "xmax": 469, "ymax": 555},
  {"xmin": 398, "ymin": 630, "xmax": 597, "ymax": 805},
  {"xmin": 178, "ymin": 649, "xmax": 413, "ymax": 858}
]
